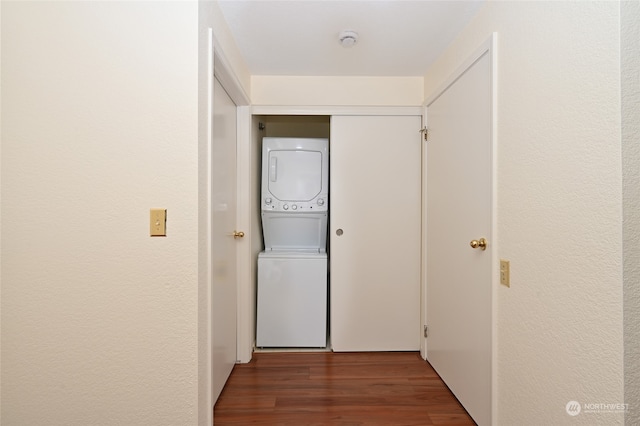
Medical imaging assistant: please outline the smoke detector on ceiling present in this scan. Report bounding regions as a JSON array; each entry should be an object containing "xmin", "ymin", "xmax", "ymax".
[{"xmin": 338, "ymin": 30, "xmax": 358, "ymax": 48}]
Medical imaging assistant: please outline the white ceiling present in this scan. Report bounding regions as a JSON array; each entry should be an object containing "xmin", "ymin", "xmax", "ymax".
[{"xmin": 217, "ymin": 0, "xmax": 485, "ymax": 77}]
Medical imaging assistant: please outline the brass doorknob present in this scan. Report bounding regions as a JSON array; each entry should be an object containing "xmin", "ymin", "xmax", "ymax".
[
  {"xmin": 470, "ymin": 238, "xmax": 487, "ymax": 250},
  {"xmin": 233, "ymin": 231, "xmax": 245, "ymax": 239}
]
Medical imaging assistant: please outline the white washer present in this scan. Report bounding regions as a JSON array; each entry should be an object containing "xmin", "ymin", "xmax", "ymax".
[{"xmin": 256, "ymin": 251, "xmax": 327, "ymax": 348}]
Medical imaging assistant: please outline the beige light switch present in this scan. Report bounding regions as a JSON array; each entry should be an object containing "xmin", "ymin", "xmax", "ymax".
[
  {"xmin": 500, "ymin": 259, "xmax": 510, "ymax": 287},
  {"xmin": 150, "ymin": 209, "xmax": 167, "ymax": 236}
]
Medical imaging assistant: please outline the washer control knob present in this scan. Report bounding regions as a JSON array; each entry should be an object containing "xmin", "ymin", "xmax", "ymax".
[
  {"xmin": 292, "ymin": 205, "xmax": 298, "ymax": 210},
  {"xmin": 283, "ymin": 204, "xmax": 289, "ymax": 210},
  {"xmin": 317, "ymin": 198, "xmax": 325, "ymax": 206}
]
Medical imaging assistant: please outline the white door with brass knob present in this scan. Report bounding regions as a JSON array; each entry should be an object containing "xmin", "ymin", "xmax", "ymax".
[
  {"xmin": 211, "ymin": 77, "xmax": 238, "ymax": 404},
  {"xmin": 425, "ymin": 40, "xmax": 494, "ymax": 426}
]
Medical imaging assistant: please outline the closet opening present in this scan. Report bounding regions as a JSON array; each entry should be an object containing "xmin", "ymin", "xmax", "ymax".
[{"xmin": 251, "ymin": 115, "xmax": 332, "ymax": 353}]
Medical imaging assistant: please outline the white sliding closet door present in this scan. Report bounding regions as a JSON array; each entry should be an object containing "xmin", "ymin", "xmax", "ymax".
[{"xmin": 330, "ymin": 115, "xmax": 421, "ymax": 351}]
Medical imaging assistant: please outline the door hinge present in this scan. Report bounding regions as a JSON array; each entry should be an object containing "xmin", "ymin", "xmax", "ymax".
[
  {"xmin": 424, "ymin": 325, "xmax": 429, "ymax": 338},
  {"xmin": 419, "ymin": 127, "xmax": 429, "ymax": 141}
]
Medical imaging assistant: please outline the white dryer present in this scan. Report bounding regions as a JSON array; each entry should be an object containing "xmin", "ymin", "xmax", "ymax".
[
  {"xmin": 261, "ymin": 137, "xmax": 328, "ymax": 248},
  {"xmin": 256, "ymin": 137, "xmax": 329, "ymax": 348}
]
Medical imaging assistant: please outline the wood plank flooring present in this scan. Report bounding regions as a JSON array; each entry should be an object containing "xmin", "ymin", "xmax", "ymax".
[{"xmin": 214, "ymin": 351, "xmax": 476, "ymax": 425}]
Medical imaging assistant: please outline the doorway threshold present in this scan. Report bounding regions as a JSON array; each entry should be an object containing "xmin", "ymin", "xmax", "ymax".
[{"xmin": 254, "ymin": 336, "xmax": 332, "ymax": 353}]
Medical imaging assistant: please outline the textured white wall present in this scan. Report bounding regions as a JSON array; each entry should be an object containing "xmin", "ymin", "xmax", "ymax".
[
  {"xmin": 1, "ymin": 2, "xmax": 200, "ymax": 425},
  {"xmin": 424, "ymin": 2, "xmax": 624, "ymax": 425},
  {"xmin": 251, "ymin": 76, "xmax": 423, "ymax": 106},
  {"xmin": 622, "ymin": 0, "xmax": 640, "ymax": 424}
]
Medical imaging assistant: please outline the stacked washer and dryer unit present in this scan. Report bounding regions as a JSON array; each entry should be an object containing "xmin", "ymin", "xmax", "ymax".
[{"xmin": 256, "ymin": 137, "xmax": 329, "ymax": 348}]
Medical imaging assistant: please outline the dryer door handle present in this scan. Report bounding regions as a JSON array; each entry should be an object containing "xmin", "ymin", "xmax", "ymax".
[{"xmin": 270, "ymin": 157, "xmax": 277, "ymax": 182}]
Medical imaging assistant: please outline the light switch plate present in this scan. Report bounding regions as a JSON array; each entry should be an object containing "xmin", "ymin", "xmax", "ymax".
[
  {"xmin": 150, "ymin": 209, "xmax": 167, "ymax": 236},
  {"xmin": 500, "ymin": 259, "xmax": 510, "ymax": 287}
]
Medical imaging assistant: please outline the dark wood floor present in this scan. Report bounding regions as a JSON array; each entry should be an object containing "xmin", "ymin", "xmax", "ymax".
[{"xmin": 214, "ymin": 351, "xmax": 476, "ymax": 425}]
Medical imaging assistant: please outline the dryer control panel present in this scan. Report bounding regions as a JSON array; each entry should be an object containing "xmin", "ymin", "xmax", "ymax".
[{"xmin": 263, "ymin": 193, "xmax": 328, "ymax": 212}]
